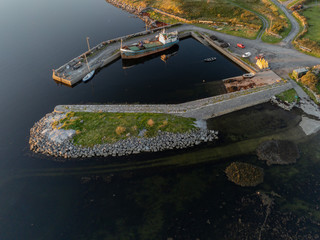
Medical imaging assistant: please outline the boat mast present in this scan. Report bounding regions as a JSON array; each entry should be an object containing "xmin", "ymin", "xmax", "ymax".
[
  {"xmin": 86, "ymin": 37, "xmax": 91, "ymax": 52},
  {"xmin": 85, "ymin": 37, "xmax": 91, "ymax": 73},
  {"xmin": 84, "ymin": 54, "xmax": 90, "ymax": 72}
]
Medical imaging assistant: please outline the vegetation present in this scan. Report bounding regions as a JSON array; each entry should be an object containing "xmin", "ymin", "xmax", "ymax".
[
  {"xmin": 230, "ymin": 0, "xmax": 291, "ymax": 43},
  {"xmin": 300, "ymin": 71, "xmax": 319, "ymax": 92},
  {"xmin": 294, "ymin": 1, "xmax": 320, "ymax": 57},
  {"xmin": 225, "ymin": 162, "xmax": 264, "ymax": 187},
  {"xmin": 276, "ymin": 89, "xmax": 299, "ymax": 103},
  {"xmin": 53, "ymin": 112, "xmax": 197, "ymax": 147},
  {"xmin": 121, "ymin": 0, "xmax": 263, "ymax": 38}
]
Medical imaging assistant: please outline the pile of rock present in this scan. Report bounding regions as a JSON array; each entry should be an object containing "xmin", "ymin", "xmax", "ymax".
[
  {"xmin": 106, "ymin": 0, "xmax": 142, "ymax": 15},
  {"xmin": 29, "ymin": 112, "xmax": 218, "ymax": 159},
  {"xmin": 225, "ymin": 162, "xmax": 264, "ymax": 187},
  {"xmin": 270, "ymin": 96, "xmax": 296, "ymax": 111},
  {"xmin": 256, "ymin": 140, "xmax": 300, "ymax": 165}
]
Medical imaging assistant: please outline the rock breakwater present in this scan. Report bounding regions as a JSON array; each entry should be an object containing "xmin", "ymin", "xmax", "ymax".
[{"xmin": 29, "ymin": 112, "xmax": 218, "ymax": 159}]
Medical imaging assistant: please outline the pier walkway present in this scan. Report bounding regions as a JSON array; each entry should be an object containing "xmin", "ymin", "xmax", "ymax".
[{"xmin": 55, "ymin": 74, "xmax": 292, "ymax": 119}]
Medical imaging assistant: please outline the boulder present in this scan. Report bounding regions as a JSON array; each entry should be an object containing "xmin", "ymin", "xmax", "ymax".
[{"xmin": 256, "ymin": 140, "xmax": 299, "ymax": 165}]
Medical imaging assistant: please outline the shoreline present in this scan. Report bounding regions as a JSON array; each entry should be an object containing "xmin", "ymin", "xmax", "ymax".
[{"xmin": 29, "ymin": 112, "xmax": 218, "ymax": 159}]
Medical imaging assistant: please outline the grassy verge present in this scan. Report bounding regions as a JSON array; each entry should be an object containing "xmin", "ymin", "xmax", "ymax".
[
  {"xmin": 276, "ymin": 88, "xmax": 299, "ymax": 103},
  {"xmin": 53, "ymin": 112, "xmax": 197, "ymax": 147},
  {"xmin": 289, "ymin": 73, "xmax": 320, "ymax": 104},
  {"xmin": 301, "ymin": 5, "xmax": 320, "ymax": 42},
  {"xmin": 147, "ymin": 10, "xmax": 181, "ymax": 24},
  {"xmin": 294, "ymin": 3, "xmax": 320, "ymax": 58},
  {"xmin": 240, "ymin": 57, "xmax": 256, "ymax": 67},
  {"xmin": 193, "ymin": 23, "xmax": 259, "ymax": 39},
  {"xmin": 288, "ymin": 0, "xmax": 304, "ymax": 8}
]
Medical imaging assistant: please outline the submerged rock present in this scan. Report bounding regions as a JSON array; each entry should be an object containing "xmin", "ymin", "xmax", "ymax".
[
  {"xmin": 225, "ymin": 162, "xmax": 264, "ymax": 187},
  {"xmin": 256, "ymin": 140, "xmax": 300, "ymax": 166}
]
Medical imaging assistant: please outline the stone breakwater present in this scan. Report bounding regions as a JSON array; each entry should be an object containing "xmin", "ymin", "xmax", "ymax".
[{"xmin": 29, "ymin": 112, "xmax": 218, "ymax": 159}]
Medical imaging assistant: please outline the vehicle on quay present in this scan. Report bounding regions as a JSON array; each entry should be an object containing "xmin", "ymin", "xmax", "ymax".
[{"xmin": 242, "ymin": 52, "xmax": 251, "ymax": 58}]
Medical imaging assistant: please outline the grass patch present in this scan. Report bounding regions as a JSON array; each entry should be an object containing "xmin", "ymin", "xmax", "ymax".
[
  {"xmin": 147, "ymin": 10, "xmax": 181, "ymax": 24},
  {"xmin": 194, "ymin": 23, "xmax": 258, "ymax": 39},
  {"xmin": 301, "ymin": 5, "xmax": 320, "ymax": 42},
  {"xmin": 261, "ymin": 32, "xmax": 283, "ymax": 43},
  {"xmin": 54, "ymin": 112, "xmax": 197, "ymax": 147},
  {"xmin": 276, "ymin": 88, "xmax": 299, "ymax": 103}
]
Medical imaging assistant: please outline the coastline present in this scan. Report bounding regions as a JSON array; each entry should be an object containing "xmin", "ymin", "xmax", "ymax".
[{"xmin": 29, "ymin": 112, "xmax": 218, "ymax": 159}]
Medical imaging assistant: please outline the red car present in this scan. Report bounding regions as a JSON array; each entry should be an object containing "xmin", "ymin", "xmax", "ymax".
[{"xmin": 237, "ymin": 43, "xmax": 245, "ymax": 49}]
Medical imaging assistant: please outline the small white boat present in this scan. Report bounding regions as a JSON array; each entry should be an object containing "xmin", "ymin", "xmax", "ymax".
[
  {"xmin": 242, "ymin": 52, "xmax": 251, "ymax": 58},
  {"xmin": 82, "ymin": 70, "xmax": 95, "ymax": 82},
  {"xmin": 242, "ymin": 73, "xmax": 255, "ymax": 79},
  {"xmin": 204, "ymin": 57, "xmax": 216, "ymax": 62}
]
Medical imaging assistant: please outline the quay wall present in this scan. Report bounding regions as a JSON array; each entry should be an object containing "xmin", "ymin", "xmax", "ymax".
[
  {"xmin": 55, "ymin": 82, "xmax": 293, "ymax": 119},
  {"xmin": 200, "ymin": 33, "xmax": 258, "ymax": 73}
]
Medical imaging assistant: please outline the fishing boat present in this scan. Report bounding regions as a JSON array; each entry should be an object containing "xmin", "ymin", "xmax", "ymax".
[
  {"xmin": 120, "ymin": 29, "xmax": 179, "ymax": 59},
  {"xmin": 83, "ymin": 70, "xmax": 95, "ymax": 82},
  {"xmin": 204, "ymin": 57, "xmax": 216, "ymax": 62},
  {"xmin": 122, "ymin": 44, "xmax": 179, "ymax": 69}
]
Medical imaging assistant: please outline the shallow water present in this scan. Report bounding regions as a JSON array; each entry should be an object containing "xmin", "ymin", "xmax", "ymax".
[{"xmin": 0, "ymin": 0, "xmax": 320, "ymax": 239}]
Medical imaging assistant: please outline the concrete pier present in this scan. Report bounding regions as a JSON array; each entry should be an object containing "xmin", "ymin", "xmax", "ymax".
[
  {"xmin": 52, "ymin": 24, "xmax": 184, "ymax": 86},
  {"xmin": 55, "ymin": 75, "xmax": 292, "ymax": 120},
  {"xmin": 52, "ymin": 24, "xmax": 256, "ymax": 86}
]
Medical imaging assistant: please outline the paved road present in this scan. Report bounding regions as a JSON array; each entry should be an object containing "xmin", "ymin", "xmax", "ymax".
[
  {"xmin": 179, "ymin": 25, "xmax": 319, "ymax": 78},
  {"xmin": 270, "ymin": 0, "xmax": 300, "ymax": 47},
  {"xmin": 290, "ymin": 79, "xmax": 320, "ymax": 119}
]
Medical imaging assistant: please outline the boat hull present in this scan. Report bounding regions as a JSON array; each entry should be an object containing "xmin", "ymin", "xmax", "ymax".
[{"xmin": 121, "ymin": 40, "xmax": 179, "ymax": 59}]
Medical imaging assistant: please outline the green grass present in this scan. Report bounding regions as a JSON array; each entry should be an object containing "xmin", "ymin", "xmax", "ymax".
[
  {"xmin": 147, "ymin": 10, "xmax": 181, "ymax": 24},
  {"xmin": 261, "ymin": 32, "xmax": 283, "ymax": 43},
  {"xmin": 301, "ymin": 5, "xmax": 320, "ymax": 42},
  {"xmin": 194, "ymin": 23, "xmax": 259, "ymax": 39},
  {"xmin": 54, "ymin": 112, "xmax": 197, "ymax": 147},
  {"xmin": 288, "ymin": 0, "xmax": 304, "ymax": 8},
  {"xmin": 288, "ymin": 73, "xmax": 319, "ymax": 103},
  {"xmin": 276, "ymin": 88, "xmax": 299, "ymax": 103}
]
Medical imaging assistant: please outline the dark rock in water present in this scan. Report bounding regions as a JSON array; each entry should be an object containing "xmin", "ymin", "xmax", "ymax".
[
  {"xmin": 225, "ymin": 162, "xmax": 264, "ymax": 187},
  {"xmin": 256, "ymin": 140, "xmax": 300, "ymax": 166}
]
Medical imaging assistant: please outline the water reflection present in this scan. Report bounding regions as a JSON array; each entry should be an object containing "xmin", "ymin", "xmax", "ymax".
[{"xmin": 122, "ymin": 44, "xmax": 179, "ymax": 69}]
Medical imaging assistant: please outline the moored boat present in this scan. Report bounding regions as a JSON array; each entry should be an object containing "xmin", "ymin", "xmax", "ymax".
[
  {"xmin": 83, "ymin": 70, "xmax": 95, "ymax": 82},
  {"xmin": 242, "ymin": 73, "xmax": 255, "ymax": 79},
  {"xmin": 120, "ymin": 29, "xmax": 179, "ymax": 59},
  {"xmin": 204, "ymin": 57, "xmax": 216, "ymax": 62}
]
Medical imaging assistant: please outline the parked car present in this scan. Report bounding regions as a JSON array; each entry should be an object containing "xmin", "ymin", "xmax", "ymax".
[
  {"xmin": 242, "ymin": 52, "xmax": 251, "ymax": 58},
  {"xmin": 237, "ymin": 43, "xmax": 245, "ymax": 48}
]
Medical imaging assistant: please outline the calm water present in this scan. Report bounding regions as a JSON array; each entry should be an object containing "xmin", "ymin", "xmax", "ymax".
[{"xmin": 0, "ymin": 0, "xmax": 320, "ymax": 239}]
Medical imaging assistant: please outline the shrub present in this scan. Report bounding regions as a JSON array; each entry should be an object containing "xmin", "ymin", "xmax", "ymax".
[
  {"xmin": 301, "ymin": 71, "xmax": 319, "ymax": 91},
  {"xmin": 115, "ymin": 126, "xmax": 126, "ymax": 135}
]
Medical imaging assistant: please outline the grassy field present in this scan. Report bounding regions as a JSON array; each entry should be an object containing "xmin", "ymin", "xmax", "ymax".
[
  {"xmin": 301, "ymin": 4, "xmax": 320, "ymax": 42},
  {"xmin": 295, "ymin": 3, "xmax": 320, "ymax": 57},
  {"xmin": 113, "ymin": 0, "xmax": 292, "ymax": 42},
  {"xmin": 53, "ymin": 112, "xmax": 197, "ymax": 147}
]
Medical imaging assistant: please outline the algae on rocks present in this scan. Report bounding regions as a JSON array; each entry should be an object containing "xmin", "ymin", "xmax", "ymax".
[
  {"xmin": 256, "ymin": 140, "xmax": 300, "ymax": 166},
  {"xmin": 225, "ymin": 162, "xmax": 264, "ymax": 187}
]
